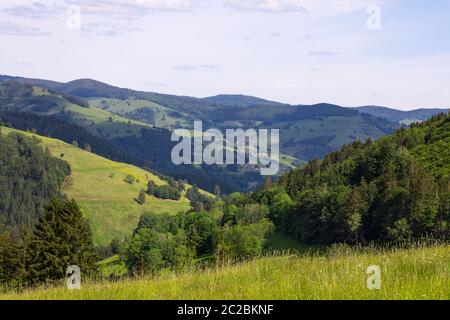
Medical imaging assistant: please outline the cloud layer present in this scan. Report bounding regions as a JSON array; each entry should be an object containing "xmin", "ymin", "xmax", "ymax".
[
  {"xmin": 0, "ymin": 20, "xmax": 49, "ymax": 36},
  {"xmin": 224, "ymin": 0, "xmax": 306, "ymax": 13},
  {"xmin": 224, "ymin": 0, "xmax": 382, "ymax": 15}
]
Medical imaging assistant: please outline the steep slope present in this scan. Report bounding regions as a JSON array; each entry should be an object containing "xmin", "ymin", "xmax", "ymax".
[
  {"xmin": 0, "ymin": 82, "xmax": 264, "ymax": 193},
  {"xmin": 279, "ymin": 112, "xmax": 450, "ymax": 244},
  {"xmin": 0, "ymin": 130, "xmax": 70, "ymax": 230},
  {"xmin": 1, "ymin": 127, "xmax": 196, "ymax": 246}
]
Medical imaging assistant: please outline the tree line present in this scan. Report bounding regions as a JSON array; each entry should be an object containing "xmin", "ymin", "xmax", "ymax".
[{"xmin": 122, "ymin": 192, "xmax": 274, "ymax": 275}]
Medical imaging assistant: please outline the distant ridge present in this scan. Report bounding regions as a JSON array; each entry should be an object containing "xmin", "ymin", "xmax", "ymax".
[
  {"xmin": 204, "ymin": 94, "xmax": 286, "ymax": 107},
  {"xmin": 1, "ymin": 74, "xmax": 448, "ymax": 117},
  {"xmin": 355, "ymin": 105, "xmax": 449, "ymax": 124}
]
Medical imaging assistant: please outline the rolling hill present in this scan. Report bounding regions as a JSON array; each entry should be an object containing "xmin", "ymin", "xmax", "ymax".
[
  {"xmin": 0, "ymin": 75, "xmax": 401, "ymax": 160},
  {"xmin": 0, "ymin": 81, "xmax": 273, "ymax": 193},
  {"xmin": 355, "ymin": 106, "xmax": 450, "ymax": 125},
  {"xmin": 1, "ymin": 75, "xmax": 447, "ymax": 192},
  {"xmin": 0, "ymin": 126, "xmax": 199, "ymax": 246}
]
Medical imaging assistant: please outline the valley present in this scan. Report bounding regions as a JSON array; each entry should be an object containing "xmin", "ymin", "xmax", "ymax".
[{"xmin": 0, "ymin": 75, "xmax": 448, "ymax": 301}]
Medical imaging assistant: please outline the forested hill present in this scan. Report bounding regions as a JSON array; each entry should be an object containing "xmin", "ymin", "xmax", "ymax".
[
  {"xmin": 0, "ymin": 75, "xmax": 402, "ymax": 162},
  {"xmin": 355, "ymin": 106, "xmax": 450, "ymax": 125},
  {"xmin": 0, "ymin": 130, "xmax": 71, "ymax": 231},
  {"xmin": 275, "ymin": 113, "xmax": 450, "ymax": 244}
]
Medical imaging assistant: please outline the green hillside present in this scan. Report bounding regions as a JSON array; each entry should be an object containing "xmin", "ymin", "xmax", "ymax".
[
  {"xmin": 2, "ymin": 245, "xmax": 448, "ymax": 300},
  {"xmin": 0, "ymin": 76, "xmax": 401, "ymax": 162},
  {"xmin": 1, "ymin": 127, "xmax": 195, "ymax": 246},
  {"xmin": 356, "ymin": 106, "xmax": 450, "ymax": 125},
  {"xmin": 278, "ymin": 113, "xmax": 450, "ymax": 245},
  {"xmin": 89, "ymin": 97, "xmax": 192, "ymax": 129}
]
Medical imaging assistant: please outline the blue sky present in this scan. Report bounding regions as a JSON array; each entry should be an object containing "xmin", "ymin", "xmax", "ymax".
[{"xmin": 0, "ymin": 0, "xmax": 449, "ymax": 110}]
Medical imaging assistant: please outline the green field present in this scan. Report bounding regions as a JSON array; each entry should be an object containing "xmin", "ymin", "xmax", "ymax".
[
  {"xmin": 31, "ymin": 86, "xmax": 150, "ymax": 138},
  {"xmin": 1, "ymin": 245, "xmax": 448, "ymax": 300},
  {"xmin": 1, "ymin": 127, "xmax": 194, "ymax": 246},
  {"xmin": 89, "ymin": 98, "xmax": 191, "ymax": 129}
]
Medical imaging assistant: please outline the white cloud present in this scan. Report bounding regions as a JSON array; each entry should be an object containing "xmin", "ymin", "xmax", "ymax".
[
  {"xmin": 224, "ymin": 0, "xmax": 382, "ymax": 15},
  {"xmin": 0, "ymin": 20, "xmax": 49, "ymax": 36},
  {"xmin": 173, "ymin": 64, "xmax": 220, "ymax": 71},
  {"xmin": 309, "ymin": 50, "xmax": 339, "ymax": 56},
  {"xmin": 1, "ymin": 2, "xmax": 58, "ymax": 19},
  {"xmin": 133, "ymin": 0, "xmax": 197, "ymax": 11},
  {"xmin": 63, "ymin": 0, "xmax": 198, "ymax": 19},
  {"xmin": 224, "ymin": 0, "xmax": 306, "ymax": 13},
  {"xmin": 0, "ymin": 0, "xmax": 199, "ymax": 21},
  {"xmin": 82, "ymin": 22, "xmax": 142, "ymax": 37}
]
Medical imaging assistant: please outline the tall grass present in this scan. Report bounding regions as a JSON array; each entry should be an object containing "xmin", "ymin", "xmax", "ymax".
[{"xmin": 2, "ymin": 245, "xmax": 448, "ymax": 300}]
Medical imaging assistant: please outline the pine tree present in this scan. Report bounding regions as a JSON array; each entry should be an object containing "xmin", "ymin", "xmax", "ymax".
[{"xmin": 27, "ymin": 199, "xmax": 97, "ymax": 285}]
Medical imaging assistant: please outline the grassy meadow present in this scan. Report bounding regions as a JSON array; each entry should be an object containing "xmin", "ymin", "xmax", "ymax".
[
  {"xmin": 89, "ymin": 98, "xmax": 191, "ymax": 129},
  {"xmin": 1, "ymin": 245, "xmax": 448, "ymax": 300},
  {"xmin": 1, "ymin": 127, "xmax": 193, "ymax": 246}
]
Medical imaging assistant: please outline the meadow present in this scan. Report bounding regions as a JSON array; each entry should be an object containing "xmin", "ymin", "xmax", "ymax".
[
  {"xmin": 1, "ymin": 245, "xmax": 448, "ymax": 300},
  {"xmin": 1, "ymin": 127, "xmax": 193, "ymax": 246},
  {"xmin": 89, "ymin": 97, "xmax": 191, "ymax": 129}
]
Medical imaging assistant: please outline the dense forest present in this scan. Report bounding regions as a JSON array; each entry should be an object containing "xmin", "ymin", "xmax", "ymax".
[
  {"xmin": 0, "ymin": 199, "xmax": 97, "ymax": 287},
  {"xmin": 277, "ymin": 113, "xmax": 450, "ymax": 244},
  {"xmin": 0, "ymin": 130, "xmax": 71, "ymax": 231},
  {"xmin": 123, "ymin": 193, "xmax": 274, "ymax": 275}
]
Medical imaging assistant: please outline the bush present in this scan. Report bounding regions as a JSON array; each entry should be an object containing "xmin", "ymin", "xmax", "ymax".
[{"xmin": 124, "ymin": 174, "xmax": 136, "ymax": 184}]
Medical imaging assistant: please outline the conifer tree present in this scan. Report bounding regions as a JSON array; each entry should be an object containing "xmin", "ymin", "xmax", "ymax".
[{"xmin": 27, "ymin": 199, "xmax": 97, "ymax": 285}]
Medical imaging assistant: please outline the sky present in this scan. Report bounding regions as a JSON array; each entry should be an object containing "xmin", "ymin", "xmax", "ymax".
[{"xmin": 0, "ymin": 0, "xmax": 449, "ymax": 110}]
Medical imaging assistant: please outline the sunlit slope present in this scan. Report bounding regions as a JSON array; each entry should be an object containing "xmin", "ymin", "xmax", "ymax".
[{"xmin": 1, "ymin": 127, "xmax": 192, "ymax": 246}]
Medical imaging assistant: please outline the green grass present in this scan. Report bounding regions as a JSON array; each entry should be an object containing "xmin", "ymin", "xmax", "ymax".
[
  {"xmin": 89, "ymin": 98, "xmax": 191, "ymax": 129},
  {"xmin": 30, "ymin": 87, "xmax": 149, "ymax": 137},
  {"xmin": 98, "ymin": 255, "xmax": 127, "ymax": 278},
  {"xmin": 265, "ymin": 231, "xmax": 324, "ymax": 254},
  {"xmin": 1, "ymin": 127, "xmax": 194, "ymax": 246},
  {"xmin": 2, "ymin": 245, "xmax": 448, "ymax": 300}
]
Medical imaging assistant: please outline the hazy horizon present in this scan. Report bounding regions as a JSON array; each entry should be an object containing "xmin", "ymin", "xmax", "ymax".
[{"xmin": 3, "ymin": 72, "xmax": 450, "ymax": 112}]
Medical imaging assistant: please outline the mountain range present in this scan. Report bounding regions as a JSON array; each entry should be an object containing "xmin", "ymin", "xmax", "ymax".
[{"xmin": 0, "ymin": 74, "xmax": 448, "ymax": 193}]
